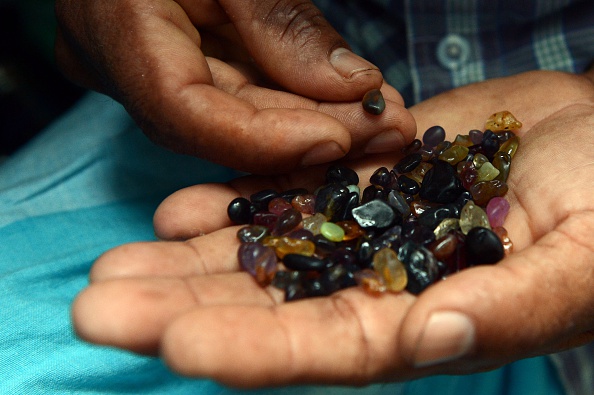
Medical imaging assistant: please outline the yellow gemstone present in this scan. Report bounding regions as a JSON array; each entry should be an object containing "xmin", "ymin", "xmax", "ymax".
[
  {"xmin": 274, "ymin": 237, "xmax": 316, "ymax": 259},
  {"xmin": 373, "ymin": 247, "xmax": 407, "ymax": 292},
  {"xmin": 485, "ymin": 111, "xmax": 522, "ymax": 131},
  {"xmin": 320, "ymin": 222, "xmax": 345, "ymax": 242}
]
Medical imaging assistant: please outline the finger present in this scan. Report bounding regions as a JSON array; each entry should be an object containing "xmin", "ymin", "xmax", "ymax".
[
  {"xmin": 90, "ymin": 227, "xmax": 241, "ymax": 281},
  {"xmin": 161, "ymin": 289, "xmax": 417, "ymax": 386},
  {"xmin": 398, "ymin": 211, "xmax": 594, "ymax": 373},
  {"xmin": 215, "ymin": 0, "xmax": 385, "ymax": 102},
  {"xmin": 72, "ymin": 273, "xmax": 280, "ymax": 354}
]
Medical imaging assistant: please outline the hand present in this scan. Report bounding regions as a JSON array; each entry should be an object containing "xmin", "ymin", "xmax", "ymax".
[
  {"xmin": 54, "ymin": 0, "xmax": 416, "ymax": 174},
  {"xmin": 72, "ymin": 71, "xmax": 594, "ymax": 386}
]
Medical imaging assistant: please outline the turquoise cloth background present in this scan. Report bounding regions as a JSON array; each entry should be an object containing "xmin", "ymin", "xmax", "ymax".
[{"xmin": 0, "ymin": 93, "xmax": 565, "ymax": 394}]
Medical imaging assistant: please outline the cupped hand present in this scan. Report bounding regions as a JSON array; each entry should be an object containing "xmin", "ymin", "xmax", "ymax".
[
  {"xmin": 54, "ymin": 0, "xmax": 415, "ymax": 174},
  {"xmin": 72, "ymin": 71, "xmax": 594, "ymax": 387}
]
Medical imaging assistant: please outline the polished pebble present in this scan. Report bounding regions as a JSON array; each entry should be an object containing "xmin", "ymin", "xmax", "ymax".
[
  {"xmin": 486, "ymin": 196, "xmax": 510, "ymax": 228},
  {"xmin": 423, "ymin": 125, "xmax": 446, "ymax": 147},
  {"xmin": 373, "ymin": 247, "xmax": 408, "ymax": 292},
  {"xmin": 320, "ymin": 221, "xmax": 346, "ymax": 242},
  {"xmin": 362, "ymin": 89, "xmax": 386, "ymax": 115},
  {"xmin": 465, "ymin": 227, "xmax": 504, "ymax": 265},
  {"xmin": 460, "ymin": 201, "xmax": 491, "ymax": 234}
]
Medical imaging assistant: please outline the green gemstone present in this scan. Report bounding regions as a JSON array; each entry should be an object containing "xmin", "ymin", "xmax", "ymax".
[
  {"xmin": 476, "ymin": 162, "xmax": 500, "ymax": 182},
  {"xmin": 498, "ymin": 135, "xmax": 519, "ymax": 158},
  {"xmin": 320, "ymin": 222, "xmax": 345, "ymax": 242},
  {"xmin": 438, "ymin": 145, "xmax": 469, "ymax": 165}
]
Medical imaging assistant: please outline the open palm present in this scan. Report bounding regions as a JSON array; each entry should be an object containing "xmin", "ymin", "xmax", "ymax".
[{"xmin": 72, "ymin": 71, "xmax": 594, "ymax": 387}]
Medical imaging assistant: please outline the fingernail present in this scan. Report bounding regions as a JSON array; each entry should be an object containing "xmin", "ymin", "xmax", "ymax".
[
  {"xmin": 330, "ymin": 48, "xmax": 378, "ymax": 79},
  {"xmin": 300, "ymin": 141, "xmax": 346, "ymax": 167},
  {"xmin": 364, "ymin": 131, "xmax": 403, "ymax": 154},
  {"xmin": 413, "ymin": 311, "xmax": 475, "ymax": 368}
]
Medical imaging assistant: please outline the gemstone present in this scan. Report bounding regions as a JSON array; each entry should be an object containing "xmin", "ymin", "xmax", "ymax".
[
  {"xmin": 320, "ymin": 222, "xmax": 346, "ymax": 242},
  {"xmin": 460, "ymin": 201, "xmax": 491, "ymax": 234},
  {"xmin": 395, "ymin": 153, "xmax": 423, "ymax": 174},
  {"xmin": 274, "ymin": 237, "xmax": 316, "ymax": 259},
  {"xmin": 291, "ymin": 194, "xmax": 316, "ymax": 214},
  {"xmin": 354, "ymin": 269, "xmax": 387, "ymax": 293},
  {"xmin": 419, "ymin": 160, "xmax": 465, "ymax": 204},
  {"xmin": 336, "ymin": 220, "xmax": 364, "ymax": 241},
  {"xmin": 268, "ymin": 197, "xmax": 292, "ymax": 215},
  {"xmin": 492, "ymin": 152, "xmax": 511, "ymax": 182},
  {"xmin": 227, "ymin": 197, "xmax": 256, "ymax": 224},
  {"xmin": 238, "ymin": 242, "xmax": 278, "ymax": 285},
  {"xmin": 325, "ymin": 164, "xmax": 360, "ymax": 186},
  {"xmin": 476, "ymin": 162, "xmax": 500, "ymax": 182},
  {"xmin": 470, "ymin": 180, "xmax": 508, "ymax": 206},
  {"xmin": 398, "ymin": 175, "xmax": 420, "ymax": 195},
  {"xmin": 302, "ymin": 212, "xmax": 327, "ymax": 235},
  {"xmin": 469, "ymin": 129, "xmax": 483, "ymax": 144},
  {"xmin": 438, "ymin": 145, "xmax": 469, "ymax": 165},
  {"xmin": 237, "ymin": 225, "xmax": 270, "ymax": 243},
  {"xmin": 486, "ymin": 197, "xmax": 510, "ymax": 228},
  {"xmin": 369, "ymin": 166, "xmax": 393, "ymax": 188},
  {"xmin": 418, "ymin": 205, "xmax": 459, "ymax": 230},
  {"xmin": 465, "ymin": 227, "xmax": 504, "ymax": 265},
  {"xmin": 250, "ymin": 189, "xmax": 279, "ymax": 211},
  {"xmin": 423, "ymin": 125, "xmax": 446, "ymax": 147},
  {"xmin": 397, "ymin": 241, "xmax": 439, "ymax": 294},
  {"xmin": 362, "ymin": 89, "xmax": 386, "ymax": 115},
  {"xmin": 273, "ymin": 208, "xmax": 302, "ymax": 236},
  {"xmin": 493, "ymin": 226, "xmax": 513, "ymax": 255},
  {"xmin": 280, "ymin": 188, "xmax": 309, "ymax": 201},
  {"xmin": 485, "ymin": 111, "xmax": 522, "ymax": 131},
  {"xmin": 433, "ymin": 218, "xmax": 460, "ymax": 240},
  {"xmin": 453, "ymin": 134, "xmax": 473, "ymax": 147},
  {"xmin": 498, "ymin": 135, "xmax": 519, "ymax": 158},
  {"xmin": 314, "ymin": 183, "xmax": 350, "ymax": 221},
  {"xmin": 283, "ymin": 254, "xmax": 327, "ymax": 271},
  {"xmin": 352, "ymin": 199, "xmax": 396, "ymax": 228},
  {"xmin": 401, "ymin": 138, "xmax": 422, "ymax": 155},
  {"xmin": 373, "ymin": 247, "xmax": 408, "ymax": 292},
  {"xmin": 252, "ymin": 211, "xmax": 279, "ymax": 231}
]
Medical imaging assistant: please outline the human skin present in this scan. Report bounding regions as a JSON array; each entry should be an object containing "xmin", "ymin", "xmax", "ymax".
[
  {"xmin": 54, "ymin": 0, "xmax": 416, "ymax": 174},
  {"xmin": 72, "ymin": 70, "xmax": 594, "ymax": 387}
]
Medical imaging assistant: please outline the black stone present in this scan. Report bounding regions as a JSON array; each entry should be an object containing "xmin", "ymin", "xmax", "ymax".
[
  {"xmin": 370, "ymin": 167, "xmax": 393, "ymax": 188},
  {"xmin": 398, "ymin": 175, "xmax": 420, "ymax": 195},
  {"xmin": 465, "ymin": 227, "xmax": 504, "ymax": 266},
  {"xmin": 283, "ymin": 254, "xmax": 328, "ymax": 272},
  {"xmin": 314, "ymin": 183, "xmax": 350, "ymax": 221},
  {"xmin": 398, "ymin": 241, "xmax": 439, "ymax": 294},
  {"xmin": 362, "ymin": 89, "xmax": 385, "ymax": 115},
  {"xmin": 325, "ymin": 164, "xmax": 359, "ymax": 186},
  {"xmin": 395, "ymin": 153, "xmax": 422, "ymax": 174},
  {"xmin": 227, "ymin": 197, "xmax": 256, "ymax": 224},
  {"xmin": 419, "ymin": 160, "xmax": 465, "ymax": 203},
  {"xmin": 249, "ymin": 189, "xmax": 279, "ymax": 211},
  {"xmin": 418, "ymin": 204, "xmax": 459, "ymax": 229}
]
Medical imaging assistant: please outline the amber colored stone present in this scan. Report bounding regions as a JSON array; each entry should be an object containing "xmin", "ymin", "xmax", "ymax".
[
  {"xmin": 291, "ymin": 194, "xmax": 316, "ymax": 215},
  {"xmin": 470, "ymin": 180, "xmax": 509, "ymax": 206},
  {"xmin": 373, "ymin": 247, "xmax": 408, "ymax": 292},
  {"xmin": 355, "ymin": 269, "xmax": 387, "ymax": 293},
  {"xmin": 362, "ymin": 89, "xmax": 386, "ymax": 115},
  {"xmin": 453, "ymin": 134, "xmax": 473, "ymax": 147},
  {"xmin": 497, "ymin": 135, "xmax": 519, "ymax": 158},
  {"xmin": 438, "ymin": 145, "xmax": 469, "ymax": 165},
  {"xmin": 460, "ymin": 201, "xmax": 491, "ymax": 234},
  {"xmin": 274, "ymin": 237, "xmax": 316, "ymax": 259},
  {"xmin": 407, "ymin": 162, "xmax": 433, "ymax": 184},
  {"xmin": 336, "ymin": 220, "xmax": 364, "ymax": 241},
  {"xmin": 485, "ymin": 111, "xmax": 522, "ymax": 131}
]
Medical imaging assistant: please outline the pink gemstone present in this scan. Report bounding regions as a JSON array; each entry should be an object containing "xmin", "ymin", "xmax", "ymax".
[
  {"xmin": 486, "ymin": 197, "xmax": 510, "ymax": 228},
  {"xmin": 268, "ymin": 197, "xmax": 292, "ymax": 215}
]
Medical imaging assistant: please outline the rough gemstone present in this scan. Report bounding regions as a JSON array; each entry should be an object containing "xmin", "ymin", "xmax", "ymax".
[
  {"xmin": 352, "ymin": 199, "xmax": 396, "ymax": 228},
  {"xmin": 398, "ymin": 175, "xmax": 420, "ymax": 195},
  {"xmin": 238, "ymin": 242, "xmax": 277, "ymax": 285},
  {"xmin": 476, "ymin": 162, "xmax": 500, "ymax": 182},
  {"xmin": 498, "ymin": 135, "xmax": 519, "ymax": 158},
  {"xmin": 418, "ymin": 205, "xmax": 459, "ymax": 230},
  {"xmin": 250, "ymin": 189, "xmax": 279, "ymax": 211},
  {"xmin": 492, "ymin": 152, "xmax": 511, "ymax": 182},
  {"xmin": 387, "ymin": 190, "xmax": 411, "ymax": 216},
  {"xmin": 401, "ymin": 138, "xmax": 422, "ymax": 155},
  {"xmin": 460, "ymin": 201, "xmax": 491, "ymax": 234},
  {"xmin": 373, "ymin": 247, "xmax": 408, "ymax": 292},
  {"xmin": 320, "ymin": 222, "xmax": 346, "ymax": 242},
  {"xmin": 453, "ymin": 134, "xmax": 473, "ymax": 147},
  {"xmin": 423, "ymin": 125, "xmax": 446, "ymax": 147},
  {"xmin": 486, "ymin": 197, "xmax": 510, "ymax": 228},
  {"xmin": 470, "ymin": 180, "xmax": 508, "ymax": 206},
  {"xmin": 469, "ymin": 129, "xmax": 483, "ymax": 144},
  {"xmin": 419, "ymin": 160, "xmax": 465, "ymax": 204},
  {"xmin": 397, "ymin": 241, "xmax": 439, "ymax": 294},
  {"xmin": 362, "ymin": 89, "xmax": 386, "ymax": 115},
  {"xmin": 465, "ymin": 227, "xmax": 505, "ymax": 265},
  {"xmin": 485, "ymin": 111, "xmax": 522, "ymax": 131},
  {"xmin": 336, "ymin": 220, "xmax": 364, "ymax": 241},
  {"xmin": 438, "ymin": 145, "xmax": 469, "ymax": 165},
  {"xmin": 274, "ymin": 237, "xmax": 316, "ymax": 259},
  {"xmin": 355, "ymin": 269, "xmax": 387, "ymax": 293},
  {"xmin": 433, "ymin": 218, "xmax": 460, "ymax": 240},
  {"xmin": 252, "ymin": 211, "xmax": 278, "ymax": 231}
]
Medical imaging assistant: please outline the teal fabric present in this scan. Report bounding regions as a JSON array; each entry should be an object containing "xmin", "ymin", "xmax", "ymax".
[{"xmin": 0, "ymin": 93, "xmax": 565, "ymax": 394}]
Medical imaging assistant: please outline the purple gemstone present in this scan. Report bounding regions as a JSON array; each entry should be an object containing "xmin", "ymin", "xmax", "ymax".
[
  {"xmin": 422, "ymin": 126, "xmax": 446, "ymax": 147},
  {"xmin": 486, "ymin": 197, "xmax": 510, "ymax": 228},
  {"xmin": 252, "ymin": 211, "xmax": 278, "ymax": 231},
  {"xmin": 238, "ymin": 242, "xmax": 277, "ymax": 281}
]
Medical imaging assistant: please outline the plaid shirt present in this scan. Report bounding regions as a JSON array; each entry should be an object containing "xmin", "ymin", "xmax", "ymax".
[
  {"xmin": 314, "ymin": 0, "xmax": 594, "ymax": 106},
  {"xmin": 313, "ymin": 1, "xmax": 594, "ymax": 394}
]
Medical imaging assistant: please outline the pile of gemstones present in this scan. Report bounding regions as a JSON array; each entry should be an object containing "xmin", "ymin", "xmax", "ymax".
[{"xmin": 227, "ymin": 111, "xmax": 521, "ymax": 301}]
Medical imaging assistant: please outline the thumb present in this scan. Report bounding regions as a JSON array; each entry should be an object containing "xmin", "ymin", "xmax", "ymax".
[
  {"xmin": 218, "ymin": 0, "xmax": 385, "ymax": 102},
  {"xmin": 398, "ymin": 213, "xmax": 594, "ymax": 373}
]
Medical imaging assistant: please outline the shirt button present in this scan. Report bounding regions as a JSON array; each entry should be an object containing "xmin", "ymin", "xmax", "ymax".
[{"xmin": 437, "ymin": 34, "xmax": 470, "ymax": 70}]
